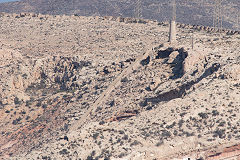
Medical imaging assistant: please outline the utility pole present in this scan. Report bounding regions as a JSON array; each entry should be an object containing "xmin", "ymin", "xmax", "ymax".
[
  {"xmin": 191, "ymin": 33, "xmax": 194, "ymax": 50},
  {"xmin": 135, "ymin": 0, "xmax": 142, "ymax": 18},
  {"xmin": 169, "ymin": 0, "xmax": 177, "ymax": 43},
  {"xmin": 157, "ymin": 3, "xmax": 161, "ymax": 15},
  {"xmin": 213, "ymin": 0, "xmax": 223, "ymax": 30}
]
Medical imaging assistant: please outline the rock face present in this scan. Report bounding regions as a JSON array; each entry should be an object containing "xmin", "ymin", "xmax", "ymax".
[
  {"xmin": 183, "ymin": 48, "xmax": 206, "ymax": 73},
  {"xmin": 0, "ymin": 13, "xmax": 240, "ymax": 160}
]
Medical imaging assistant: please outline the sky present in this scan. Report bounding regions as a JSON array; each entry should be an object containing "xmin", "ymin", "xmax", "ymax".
[{"xmin": 0, "ymin": 0, "xmax": 18, "ymax": 3}]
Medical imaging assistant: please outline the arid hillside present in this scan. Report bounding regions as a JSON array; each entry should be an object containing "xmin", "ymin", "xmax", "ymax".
[
  {"xmin": 0, "ymin": 13, "xmax": 240, "ymax": 159},
  {"xmin": 0, "ymin": 0, "xmax": 239, "ymax": 30}
]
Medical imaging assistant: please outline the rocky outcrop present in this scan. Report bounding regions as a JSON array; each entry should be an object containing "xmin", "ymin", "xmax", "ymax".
[
  {"xmin": 183, "ymin": 49, "xmax": 206, "ymax": 73},
  {"xmin": 206, "ymin": 144, "xmax": 240, "ymax": 160}
]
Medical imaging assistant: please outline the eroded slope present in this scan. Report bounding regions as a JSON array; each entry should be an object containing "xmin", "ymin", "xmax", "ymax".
[{"xmin": 0, "ymin": 13, "xmax": 239, "ymax": 159}]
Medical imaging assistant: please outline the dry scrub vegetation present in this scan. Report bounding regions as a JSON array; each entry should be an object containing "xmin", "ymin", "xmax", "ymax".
[{"xmin": 0, "ymin": 13, "xmax": 239, "ymax": 159}]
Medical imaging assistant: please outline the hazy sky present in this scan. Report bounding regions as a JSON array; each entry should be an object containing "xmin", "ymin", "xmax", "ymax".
[{"xmin": 0, "ymin": 0, "xmax": 17, "ymax": 3}]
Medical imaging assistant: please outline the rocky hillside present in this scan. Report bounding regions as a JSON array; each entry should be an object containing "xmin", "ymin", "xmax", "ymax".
[
  {"xmin": 0, "ymin": 0, "xmax": 239, "ymax": 30},
  {"xmin": 0, "ymin": 13, "xmax": 240, "ymax": 159}
]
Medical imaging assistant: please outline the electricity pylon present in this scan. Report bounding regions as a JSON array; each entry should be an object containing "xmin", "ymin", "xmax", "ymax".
[
  {"xmin": 169, "ymin": 0, "xmax": 177, "ymax": 43},
  {"xmin": 172, "ymin": 0, "xmax": 176, "ymax": 21},
  {"xmin": 135, "ymin": 0, "xmax": 142, "ymax": 18},
  {"xmin": 213, "ymin": 0, "xmax": 223, "ymax": 30},
  {"xmin": 237, "ymin": 14, "xmax": 240, "ymax": 30}
]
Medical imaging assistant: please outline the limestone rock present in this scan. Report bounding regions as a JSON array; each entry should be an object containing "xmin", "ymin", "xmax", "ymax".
[
  {"xmin": 183, "ymin": 50, "xmax": 205, "ymax": 73},
  {"xmin": 167, "ymin": 51, "xmax": 179, "ymax": 64}
]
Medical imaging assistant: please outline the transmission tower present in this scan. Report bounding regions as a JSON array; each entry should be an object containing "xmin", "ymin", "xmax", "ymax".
[
  {"xmin": 172, "ymin": 0, "xmax": 176, "ymax": 21},
  {"xmin": 213, "ymin": 0, "xmax": 223, "ymax": 30},
  {"xmin": 237, "ymin": 14, "xmax": 240, "ymax": 30},
  {"xmin": 135, "ymin": 0, "xmax": 142, "ymax": 18},
  {"xmin": 169, "ymin": 0, "xmax": 177, "ymax": 43}
]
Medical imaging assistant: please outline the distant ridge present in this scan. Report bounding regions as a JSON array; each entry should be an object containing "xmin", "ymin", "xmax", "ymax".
[{"xmin": 0, "ymin": 0, "xmax": 239, "ymax": 30}]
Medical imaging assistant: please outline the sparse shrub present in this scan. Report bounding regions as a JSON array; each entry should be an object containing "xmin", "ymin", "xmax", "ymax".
[
  {"xmin": 25, "ymin": 116, "xmax": 30, "ymax": 120},
  {"xmin": 214, "ymin": 128, "xmax": 226, "ymax": 139},
  {"xmin": 59, "ymin": 149, "xmax": 69, "ymax": 155},
  {"xmin": 96, "ymin": 107, "xmax": 102, "ymax": 112},
  {"xmin": 86, "ymin": 155, "xmax": 94, "ymax": 160},
  {"xmin": 99, "ymin": 121, "xmax": 105, "ymax": 125},
  {"xmin": 118, "ymin": 152, "xmax": 127, "ymax": 158},
  {"xmin": 42, "ymin": 104, "xmax": 47, "ymax": 109},
  {"xmin": 212, "ymin": 110, "xmax": 219, "ymax": 116},
  {"xmin": 130, "ymin": 140, "xmax": 141, "ymax": 146},
  {"xmin": 100, "ymin": 149, "xmax": 111, "ymax": 159},
  {"xmin": 146, "ymin": 106, "xmax": 152, "ymax": 110},
  {"xmin": 178, "ymin": 119, "xmax": 184, "ymax": 128},
  {"xmin": 166, "ymin": 121, "xmax": 176, "ymax": 129},
  {"xmin": 185, "ymin": 131, "xmax": 195, "ymax": 137},
  {"xmin": 12, "ymin": 120, "xmax": 18, "ymax": 125},
  {"xmin": 122, "ymin": 135, "xmax": 128, "ymax": 140},
  {"xmin": 20, "ymin": 110, "xmax": 26, "ymax": 114},
  {"xmin": 93, "ymin": 133, "xmax": 99, "ymax": 140},
  {"xmin": 117, "ymin": 138, "xmax": 121, "ymax": 143},
  {"xmin": 161, "ymin": 130, "xmax": 171, "ymax": 138},
  {"xmin": 173, "ymin": 130, "xmax": 178, "ymax": 136},
  {"xmin": 26, "ymin": 99, "xmax": 33, "ymax": 106},
  {"xmin": 180, "ymin": 112, "xmax": 187, "ymax": 117},
  {"xmin": 198, "ymin": 112, "xmax": 208, "ymax": 119},
  {"xmin": 22, "ymin": 73, "xmax": 27, "ymax": 79},
  {"xmin": 121, "ymin": 77, "xmax": 128, "ymax": 82},
  {"xmin": 91, "ymin": 150, "xmax": 96, "ymax": 157},
  {"xmin": 42, "ymin": 156, "xmax": 51, "ymax": 160},
  {"xmin": 109, "ymin": 100, "xmax": 114, "ymax": 107},
  {"xmin": 155, "ymin": 140, "xmax": 164, "ymax": 146},
  {"xmin": 12, "ymin": 117, "xmax": 22, "ymax": 125},
  {"xmin": 14, "ymin": 97, "xmax": 21, "ymax": 105},
  {"xmin": 218, "ymin": 121, "xmax": 226, "ymax": 127}
]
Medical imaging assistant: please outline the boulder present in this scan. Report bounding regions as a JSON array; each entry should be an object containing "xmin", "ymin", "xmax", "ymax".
[
  {"xmin": 183, "ymin": 50, "xmax": 205, "ymax": 73},
  {"xmin": 167, "ymin": 51, "xmax": 179, "ymax": 64}
]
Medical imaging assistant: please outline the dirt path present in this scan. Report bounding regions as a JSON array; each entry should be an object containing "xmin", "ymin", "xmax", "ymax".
[{"xmin": 70, "ymin": 46, "xmax": 155, "ymax": 131}]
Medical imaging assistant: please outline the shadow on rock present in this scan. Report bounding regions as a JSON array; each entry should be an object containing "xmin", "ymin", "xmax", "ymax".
[{"xmin": 140, "ymin": 63, "xmax": 220, "ymax": 106}]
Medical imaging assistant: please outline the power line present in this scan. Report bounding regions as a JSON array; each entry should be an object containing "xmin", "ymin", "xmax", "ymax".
[
  {"xmin": 172, "ymin": 0, "xmax": 176, "ymax": 21},
  {"xmin": 237, "ymin": 14, "xmax": 240, "ymax": 30},
  {"xmin": 169, "ymin": 0, "xmax": 177, "ymax": 43},
  {"xmin": 135, "ymin": 0, "xmax": 142, "ymax": 18},
  {"xmin": 106, "ymin": 1, "xmax": 122, "ymax": 17},
  {"xmin": 213, "ymin": 0, "xmax": 223, "ymax": 30}
]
